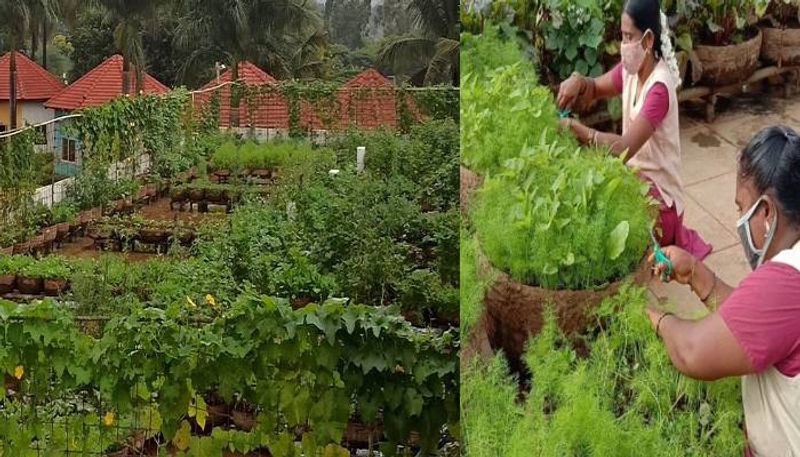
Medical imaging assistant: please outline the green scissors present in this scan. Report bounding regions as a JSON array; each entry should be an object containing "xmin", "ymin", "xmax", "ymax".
[
  {"xmin": 558, "ymin": 109, "xmax": 571, "ymax": 119},
  {"xmin": 651, "ymin": 231, "xmax": 673, "ymax": 282}
]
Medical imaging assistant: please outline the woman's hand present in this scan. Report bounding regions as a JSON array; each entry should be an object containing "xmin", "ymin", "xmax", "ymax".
[
  {"xmin": 648, "ymin": 245, "xmax": 695, "ymax": 285},
  {"xmin": 557, "ymin": 74, "xmax": 587, "ymax": 110},
  {"xmin": 559, "ymin": 118, "xmax": 592, "ymax": 144}
]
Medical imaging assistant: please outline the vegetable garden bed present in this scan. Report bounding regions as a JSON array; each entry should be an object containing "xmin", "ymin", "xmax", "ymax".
[{"xmin": 1, "ymin": 87, "xmax": 459, "ymax": 455}]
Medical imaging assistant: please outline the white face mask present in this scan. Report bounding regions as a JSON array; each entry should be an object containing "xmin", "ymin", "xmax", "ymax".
[
  {"xmin": 736, "ymin": 195, "xmax": 777, "ymax": 270},
  {"xmin": 620, "ymin": 29, "xmax": 651, "ymax": 74}
]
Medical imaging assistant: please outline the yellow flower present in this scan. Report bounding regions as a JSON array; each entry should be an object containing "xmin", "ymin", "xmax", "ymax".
[
  {"xmin": 13, "ymin": 365, "xmax": 24, "ymax": 380},
  {"xmin": 205, "ymin": 294, "xmax": 217, "ymax": 308},
  {"xmin": 186, "ymin": 296, "xmax": 197, "ymax": 308},
  {"xmin": 103, "ymin": 411, "xmax": 115, "ymax": 427}
]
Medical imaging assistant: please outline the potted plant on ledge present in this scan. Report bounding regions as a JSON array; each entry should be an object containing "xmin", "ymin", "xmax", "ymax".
[{"xmin": 760, "ymin": 0, "xmax": 800, "ymax": 66}]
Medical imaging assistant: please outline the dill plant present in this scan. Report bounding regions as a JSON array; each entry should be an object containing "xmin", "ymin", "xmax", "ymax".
[
  {"xmin": 472, "ymin": 134, "xmax": 654, "ymax": 289},
  {"xmin": 460, "ymin": 228, "xmax": 497, "ymax": 335},
  {"xmin": 462, "ymin": 286, "xmax": 744, "ymax": 456},
  {"xmin": 461, "ymin": 28, "xmax": 575, "ymax": 175}
]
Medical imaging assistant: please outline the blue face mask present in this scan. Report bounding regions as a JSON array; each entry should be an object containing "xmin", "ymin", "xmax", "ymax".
[{"xmin": 736, "ymin": 195, "xmax": 777, "ymax": 270}]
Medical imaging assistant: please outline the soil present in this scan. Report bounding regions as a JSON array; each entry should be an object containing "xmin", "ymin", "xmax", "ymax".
[{"xmin": 140, "ymin": 197, "xmax": 227, "ymax": 224}]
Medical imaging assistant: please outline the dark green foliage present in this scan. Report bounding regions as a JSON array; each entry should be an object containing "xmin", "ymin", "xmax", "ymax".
[{"xmin": 327, "ymin": 119, "xmax": 459, "ymax": 212}]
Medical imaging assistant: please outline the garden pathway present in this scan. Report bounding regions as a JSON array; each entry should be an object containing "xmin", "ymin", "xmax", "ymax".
[{"xmin": 648, "ymin": 91, "xmax": 800, "ymax": 316}]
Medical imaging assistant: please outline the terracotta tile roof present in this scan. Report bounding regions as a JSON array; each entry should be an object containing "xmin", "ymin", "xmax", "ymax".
[
  {"xmin": 0, "ymin": 51, "xmax": 65, "ymax": 101},
  {"xmin": 336, "ymin": 69, "xmax": 422, "ymax": 130},
  {"xmin": 193, "ymin": 66, "xmax": 419, "ymax": 131},
  {"xmin": 194, "ymin": 61, "xmax": 288, "ymax": 128},
  {"xmin": 45, "ymin": 55, "xmax": 169, "ymax": 111}
]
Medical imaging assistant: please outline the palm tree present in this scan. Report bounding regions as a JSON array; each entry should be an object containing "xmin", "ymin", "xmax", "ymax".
[
  {"xmin": 0, "ymin": 0, "xmax": 32, "ymax": 130},
  {"xmin": 175, "ymin": 0, "xmax": 325, "ymax": 127},
  {"xmin": 95, "ymin": 0, "xmax": 161, "ymax": 95},
  {"xmin": 26, "ymin": 0, "xmax": 59, "ymax": 69},
  {"xmin": 377, "ymin": 0, "xmax": 459, "ymax": 86}
]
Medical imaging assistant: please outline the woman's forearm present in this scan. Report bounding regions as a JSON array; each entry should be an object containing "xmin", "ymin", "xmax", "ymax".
[
  {"xmin": 690, "ymin": 261, "xmax": 734, "ymax": 309},
  {"xmin": 594, "ymin": 131, "xmax": 634, "ymax": 160}
]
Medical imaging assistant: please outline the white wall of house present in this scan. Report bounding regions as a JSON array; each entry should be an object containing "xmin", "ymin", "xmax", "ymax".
[{"xmin": 21, "ymin": 102, "xmax": 56, "ymax": 151}]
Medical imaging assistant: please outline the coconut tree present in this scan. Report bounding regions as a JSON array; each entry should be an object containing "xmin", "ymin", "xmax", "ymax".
[
  {"xmin": 95, "ymin": 0, "xmax": 162, "ymax": 95},
  {"xmin": 175, "ymin": 0, "xmax": 325, "ymax": 127},
  {"xmin": 0, "ymin": 0, "xmax": 33, "ymax": 130},
  {"xmin": 25, "ymin": 0, "xmax": 60, "ymax": 69},
  {"xmin": 377, "ymin": 0, "xmax": 459, "ymax": 86}
]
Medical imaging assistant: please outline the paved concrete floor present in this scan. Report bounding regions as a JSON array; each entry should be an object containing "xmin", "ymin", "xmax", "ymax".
[{"xmin": 647, "ymin": 92, "xmax": 800, "ymax": 316}]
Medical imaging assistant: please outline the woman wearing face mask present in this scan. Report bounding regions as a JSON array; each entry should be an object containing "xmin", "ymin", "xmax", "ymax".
[
  {"xmin": 648, "ymin": 126, "xmax": 800, "ymax": 456},
  {"xmin": 556, "ymin": 0, "xmax": 712, "ymax": 260}
]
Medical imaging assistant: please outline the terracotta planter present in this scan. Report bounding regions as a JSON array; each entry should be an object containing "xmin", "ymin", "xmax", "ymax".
[
  {"xmin": 43, "ymin": 278, "xmax": 69, "ymax": 296},
  {"xmin": 0, "ymin": 274, "xmax": 16, "ymax": 294},
  {"xmin": 694, "ymin": 29, "xmax": 762, "ymax": 86},
  {"xmin": 761, "ymin": 25, "xmax": 800, "ymax": 66},
  {"xmin": 17, "ymin": 276, "xmax": 43, "ymax": 295}
]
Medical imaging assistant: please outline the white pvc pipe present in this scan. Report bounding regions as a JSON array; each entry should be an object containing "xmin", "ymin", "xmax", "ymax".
[{"xmin": 356, "ymin": 146, "xmax": 365, "ymax": 173}]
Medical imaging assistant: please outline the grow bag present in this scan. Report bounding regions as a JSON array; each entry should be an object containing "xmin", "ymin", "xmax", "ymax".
[
  {"xmin": 460, "ymin": 166, "xmax": 483, "ymax": 213},
  {"xmin": 43, "ymin": 278, "xmax": 68, "ymax": 296},
  {"xmin": 13, "ymin": 241, "xmax": 30, "ymax": 255},
  {"xmin": 55, "ymin": 222, "xmax": 70, "ymax": 241},
  {"xmin": 761, "ymin": 25, "xmax": 800, "ymax": 66},
  {"xmin": 17, "ymin": 276, "xmax": 43, "ymax": 295},
  {"xmin": 188, "ymin": 188, "xmax": 205, "ymax": 202},
  {"xmin": 42, "ymin": 226, "xmax": 58, "ymax": 244},
  {"xmin": 476, "ymin": 246, "xmax": 650, "ymax": 373},
  {"xmin": 694, "ymin": 29, "xmax": 762, "ymax": 86},
  {"xmin": 139, "ymin": 228, "xmax": 170, "ymax": 244},
  {"xmin": 29, "ymin": 235, "xmax": 47, "ymax": 253},
  {"xmin": 0, "ymin": 274, "xmax": 16, "ymax": 294}
]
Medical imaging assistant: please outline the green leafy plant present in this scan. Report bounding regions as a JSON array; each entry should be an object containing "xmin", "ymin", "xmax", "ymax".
[
  {"xmin": 461, "ymin": 28, "xmax": 574, "ymax": 175},
  {"xmin": 50, "ymin": 202, "xmax": 79, "ymax": 225},
  {"xmin": 538, "ymin": 0, "xmax": 607, "ymax": 79},
  {"xmin": 472, "ymin": 134, "xmax": 654, "ymax": 289},
  {"xmin": 463, "ymin": 285, "xmax": 744, "ymax": 456},
  {"xmin": 18, "ymin": 256, "xmax": 72, "ymax": 280}
]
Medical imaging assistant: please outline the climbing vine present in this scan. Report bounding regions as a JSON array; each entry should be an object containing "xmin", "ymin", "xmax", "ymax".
[{"xmin": 0, "ymin": 296, "xmax": 458, "ymax": 456}]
